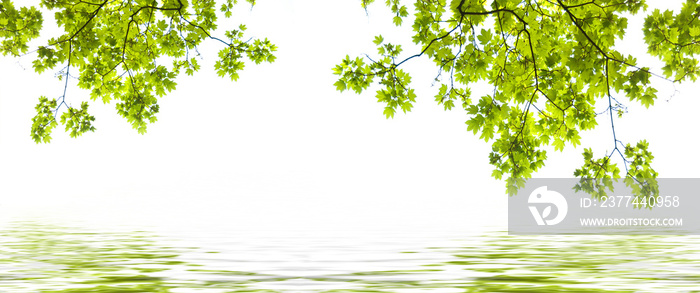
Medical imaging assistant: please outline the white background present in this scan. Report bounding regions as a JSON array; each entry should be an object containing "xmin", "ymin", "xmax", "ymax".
[{"xmin": 0, "ymin": 0, "xmax": 698, "ymax": 233}]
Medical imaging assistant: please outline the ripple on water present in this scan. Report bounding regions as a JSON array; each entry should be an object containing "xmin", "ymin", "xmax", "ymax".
[{"xmin": 0, "ymin": 221, "xmax": 699, "ymax": 292}]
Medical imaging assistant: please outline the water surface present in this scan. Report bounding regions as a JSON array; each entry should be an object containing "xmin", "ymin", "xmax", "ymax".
[{"xmin": 1, "ymin": 221, "xmax": 699, "ymax": 292}]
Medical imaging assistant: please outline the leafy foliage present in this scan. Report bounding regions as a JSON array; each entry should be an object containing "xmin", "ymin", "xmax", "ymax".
[
  {"xmin": 335, "ymin": 0, "xmax": 700, "ymax": 196},
  {"xmin": 3, "ymin": 0, "xmax": 699, "ymax": 197},
  {"xmin": 0, "ymin": 0, "xmax": 43, "ymax": 56},
  {"xmin": 60, "ymin": 101, "xmax": 97, "ymax": 138},
  {"xmin": 1, "ymin": 0, "xmax": 276, "ymax": 142},
  {"xmin": 30, "ymin": 96, "xmax": 58, "ymax": 143},
  {"xmin": 644, "ymin": 0, "xmax": 700, "ymax": 82}
]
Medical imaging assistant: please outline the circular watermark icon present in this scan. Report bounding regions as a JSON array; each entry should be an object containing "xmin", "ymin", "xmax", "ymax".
[{"xmin": 528, "ymin": 186, "xmax": 568, "ymax": 226}]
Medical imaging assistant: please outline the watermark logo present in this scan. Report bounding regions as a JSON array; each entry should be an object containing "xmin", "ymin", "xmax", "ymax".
[
  {"xmin": 510, "ymin": 179, "xmax": 698, "ymax": 234},
  {"xmin": 528, "ymin": 186, "xmax": 568, "ymax": 226}
]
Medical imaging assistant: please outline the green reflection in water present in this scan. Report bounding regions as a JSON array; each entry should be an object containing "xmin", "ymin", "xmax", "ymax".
[
  {"xmin": 0, "ymin": 221, "xmax": 272, "ymax": 292},
  {"xmin": 2, "ymin": 223, "xmax": 699, "ymax": 292},
  {"xmin": 320, "ymin": 233, "xmax": 700, "ymax": 292}
]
